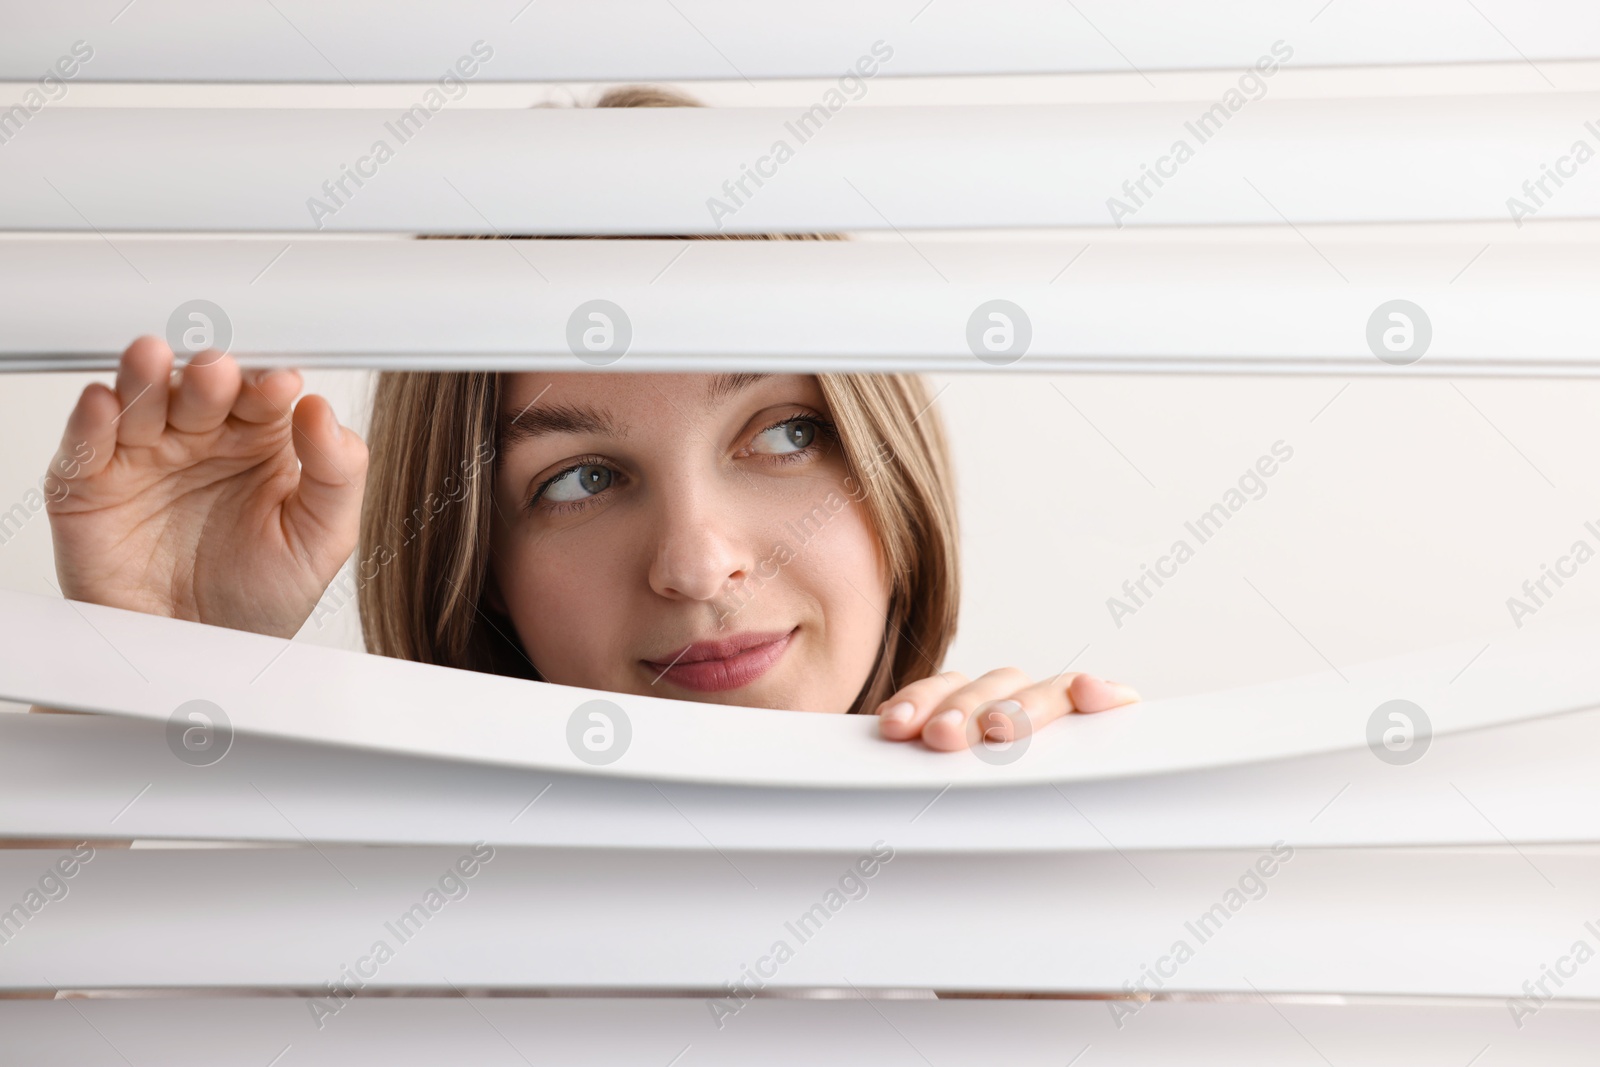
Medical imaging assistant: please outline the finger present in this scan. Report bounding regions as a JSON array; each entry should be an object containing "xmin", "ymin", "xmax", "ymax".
[
  {"xmin": 974, "ymin": 680, "xmax": 1067, "ymax": 745},
  {"xmin": 167, "ymin": 351, "xmax": 243, "ymax": 434},
  {"xmin": 876, "ymin": 670, "xmax": 970, "ymax": 740},
  {"xmin": 231, "ymin": 367, "xmax": 303, "ymax": 425},
  {"xmin": 1068, "ymin": 673, "xmax": 1140, "ymax": 713},
  {"xmin": 49, "ymin": 381, "xmax": 120, "ymax": 492},
  {"xmin": 979, "ymin": 673, "xmax": 1143, "ymax": 744},
  {"xmin": 919, "ymin": 667, "xmax": 1032, "ymax": 751},
  {"xmin": 113, "ymin": 336, "xmax": 173, "ymax": 447},
  {"xmin": 282, "ymin": 395, "xmax": 369, "ymax": 563}
]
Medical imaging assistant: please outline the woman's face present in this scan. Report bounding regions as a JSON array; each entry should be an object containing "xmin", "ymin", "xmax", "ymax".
[{"xmin": 487, "ymin": 372, "xmax": 892, "ymax": 714}]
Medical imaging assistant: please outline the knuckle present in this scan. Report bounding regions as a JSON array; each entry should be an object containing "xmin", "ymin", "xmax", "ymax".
[
  {"xmin": 903, "ymin": 675, "xmax": 954, "ymax": 699},
  {"xmin": 981, "ymin": 666, "xmax": 1031, "ymax": 687}
]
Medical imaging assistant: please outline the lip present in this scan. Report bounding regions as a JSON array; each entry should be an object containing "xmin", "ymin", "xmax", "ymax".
[{"xmin": 642, "ymin": 628, "xmax": 796, "ymax": 693}]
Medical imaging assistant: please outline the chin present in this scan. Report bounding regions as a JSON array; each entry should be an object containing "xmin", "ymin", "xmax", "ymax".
[
  {"xmin": 704, "ymin": 685, "xmax": 824, "ymax": 713},
  {"xmin": 756, "ymin": 684, "xmax": 844, "ymax": 714}
]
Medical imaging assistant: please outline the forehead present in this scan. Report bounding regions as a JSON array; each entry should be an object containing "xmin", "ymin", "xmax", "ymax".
[
  {"xmin": 496, "ymin": 372, "xmax": 821, "ymax": 448},
  {"xmin": 502, "ymin": 371, "xmax": 769, "ymax": 412}
]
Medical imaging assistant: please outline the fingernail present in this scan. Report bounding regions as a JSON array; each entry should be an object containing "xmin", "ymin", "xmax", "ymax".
[
  {"xmin": 879, "ymin": 701, "xmax": 914, "ymax": 724},
  {"xmin": 930, "ymin": 709, "xmax": 965, "ymax": 730}
]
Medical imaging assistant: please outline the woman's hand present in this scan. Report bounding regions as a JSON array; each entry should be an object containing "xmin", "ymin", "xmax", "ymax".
[
  {"xmin": 44, "ymin": 336, "xmax": 368, "ymax": 639},
  {"xmin": 876, "ymin": 668, "xmax": 1139, "ymax": 752}
]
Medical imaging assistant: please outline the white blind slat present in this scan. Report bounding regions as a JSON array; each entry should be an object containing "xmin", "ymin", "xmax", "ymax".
[
  {"xmin": 1, "ymin": 997, "xmax": 1590, "ymax": 1065},
  {"xmin": 1, "ymin": 101, "xmax": 1594, "ymax": 232},
  {"xmin": 0, "ymin": 235, "xmax": 1594, "ymax": 375},
  {"xmin": 4, "ymin": 587, "xmax": 1598, "ymax": 789},
  {"xmin": 2, "ymin": 1, "xmax": 1594, "ymax": 82},
  {"xmin": 0, "ymin": 845, "xmax": 1593, "ymax": 995},
  {"xmin": 4, "ymin": 708, "xmax": 1599, "ymax": 850}
]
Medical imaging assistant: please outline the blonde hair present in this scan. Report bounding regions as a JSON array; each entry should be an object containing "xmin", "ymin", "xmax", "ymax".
[{"xmin": 358, "ymin": 86, "xmax": 960, "ymax": 716}]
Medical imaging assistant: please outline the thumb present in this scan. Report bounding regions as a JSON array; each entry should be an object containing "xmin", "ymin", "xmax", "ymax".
[{"xmin": 283, "ymin": 394, "xmax": 368, "ymax": 567}]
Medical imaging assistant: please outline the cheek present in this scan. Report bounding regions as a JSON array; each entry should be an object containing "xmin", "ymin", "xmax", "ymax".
[
  {"xmin": 793, "ymin": 497, "xmax": 891, "ymax": 644},
  {"xmin": 495, "ymin": 528, "xmax": 629, "ymax": 685},
  {"xmin": 799, "ymin": 498, "xmax": 893, "ymax": 712}
]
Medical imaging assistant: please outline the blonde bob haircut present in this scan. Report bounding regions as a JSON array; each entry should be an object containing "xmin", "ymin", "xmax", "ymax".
[{"xmin": 357, "ymin": 85, "xmax": 960, "ymax": 717}]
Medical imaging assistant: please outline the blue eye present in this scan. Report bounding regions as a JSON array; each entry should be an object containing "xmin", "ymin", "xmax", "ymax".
[
  {"xmin": 753, "ymin": 418, "xmax": 819, "ymax": 455},
  {"xmin": 542, "ymin": 463, "xmax": 612, "ymax": 503}
]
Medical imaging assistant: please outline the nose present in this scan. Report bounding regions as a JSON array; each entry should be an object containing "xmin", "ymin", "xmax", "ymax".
[{"xmin": 646, "ymin": 483, "xmax": 755, "ymax": 605}]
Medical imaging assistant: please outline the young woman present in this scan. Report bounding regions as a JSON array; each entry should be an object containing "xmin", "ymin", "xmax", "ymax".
[{"xmin": 39, "ymin": 89, "xmax": 1138, "ymax": 754}]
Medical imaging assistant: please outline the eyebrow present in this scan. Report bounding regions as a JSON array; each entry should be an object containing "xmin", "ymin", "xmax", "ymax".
[
  {"xmin": 705, "ymin": 371, "xmax": 769, "ymax": 405},
  {"xmin": 497, "ymin": 401, "xmax": 622, "ymax": 451},
  {"xmin": 498, "ymin": 372, "xmax": 772, "ymax": 451}
]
